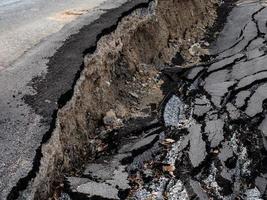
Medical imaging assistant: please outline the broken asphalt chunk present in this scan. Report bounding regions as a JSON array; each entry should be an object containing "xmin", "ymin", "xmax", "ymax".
[{"xmin": 188, "ymin": 124, "xmax": 207, "ymax": 168}]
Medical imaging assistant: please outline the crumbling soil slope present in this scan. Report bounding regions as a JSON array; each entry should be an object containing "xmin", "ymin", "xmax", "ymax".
[{"xmin": 22, "ymin": 0, "xmax": 219, "ymax": 199}]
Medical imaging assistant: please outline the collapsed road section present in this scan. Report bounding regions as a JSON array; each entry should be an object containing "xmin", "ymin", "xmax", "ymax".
[
  {"xmin": 5, "ymin": 0, "xmax": 267, "ymax": 199},
  {"xmin": 2, "ymin": 0, "xmax": 219, "ymax": 199},
  {"xmin": 63, "ymin": 1, "xmax": 267, "ymax": 199},
  {"xmin": 30, "ymin": 0, "xmax": 218, "ymax": 199},
  {"xmin": 1, "ymin": 1, "xmax": 160, "ymax": 199}
]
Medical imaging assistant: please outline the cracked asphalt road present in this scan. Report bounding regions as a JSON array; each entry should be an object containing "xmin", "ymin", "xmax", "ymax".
[
  {"xmin": 65, "ymin": 1, "xmax": 267, "ymax": 199},
  {"xmin": 0, "ymin": 0, "xmax": 151, "ymax": 199},
  {"xmin": 136, "ymin": 1, "xmax": 267, "ymax": 198},
  {"xmin": 3, "ymin": 0, "xmax": 267, "ymax": 199}
]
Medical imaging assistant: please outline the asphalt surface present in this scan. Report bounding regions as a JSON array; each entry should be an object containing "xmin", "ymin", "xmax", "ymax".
[
  {"xmin": 0, "ymin": 0, "xmax": 108, "ymax": 69},
  {"xmin": 0, "ymin": 0, "xmax": 152, "ymax": 199}
]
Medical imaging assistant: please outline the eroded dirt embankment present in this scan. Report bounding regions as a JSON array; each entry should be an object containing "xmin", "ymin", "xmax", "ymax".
[{"xmin": 20, "ymin": 0, "xmax": 220, "ymax": 199}]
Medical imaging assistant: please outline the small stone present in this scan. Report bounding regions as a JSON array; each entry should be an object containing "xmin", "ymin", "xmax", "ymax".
[
  {"xmin": 97, "ymin": 143, "xmax": 108, "ymax": 152},
  {"xmin": 204, "ymin": 42, "xmax": 210, "ymax": 47},
  {"xmin": 115, "ymin": 104, "xmax": 127, "ymax": 118},
  {"xmin": 105, "ymin": 81, "xmax": 111, "ymax": 86},
  {"xmin": 164, "ymin": 138, "xmax": 176, "ymax": 144},
  {"xmin": 103, "ymin": 109, "xmax": 118, "ymax": 126},
  {"xmin": 163, "ymin": 164, "xmax": 175, "ymax": 176},
  {"xmin": 213, "ymin": 149, "xmax": 219, "ymax": 154},
  {"xmin": 45, "ymin": 99, "xmax": 51, "ymax": 104},
  {"xmin": 129, "ymin": 92, "xmax": 139, "ymax": 99}
]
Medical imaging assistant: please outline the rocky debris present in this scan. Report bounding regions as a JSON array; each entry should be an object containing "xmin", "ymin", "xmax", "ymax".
[
  {"xmin": 65, "ymin": 118, "xmax": 163, "ymax": 199},
  {"xmin": 126, "ymin": 131, "xmax": 165, "ymax": 173},
  {"xmin": 129, "ymin": 92, "xmax": 139, "ymax": 99},
  {"xmin": 115, "ymin": 104, "xmax": 127, "ymax": 118},
  {"xmin": 66, "ymin": 152, "xmax": 131, "ymax": 199},
  {"xmin": 132, "ymin": 177, "xmax": 169, "ymax": 199},
  {"xmin": 82, "ymin": 154, "xmax": 129, "ymax": 181}
]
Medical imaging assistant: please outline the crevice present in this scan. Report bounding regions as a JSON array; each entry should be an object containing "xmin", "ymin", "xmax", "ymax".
[
  {"xmin": 7, "ymin": 111, "xmax": 58, "ymax": 200},
  {"xmin": 243, "ymin": 7, "xmax": 265, "ymax": 52},
  {"xmin": 211, "ymin": 21, "xmax": 246, "ymax": 57},
  {"xmin": 206, "ymin": 55, "xmax": 246, "ymax": 75},
  {"xmin": 230, "ymin": 77, "xmax": 267, "ymax": 101}
]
